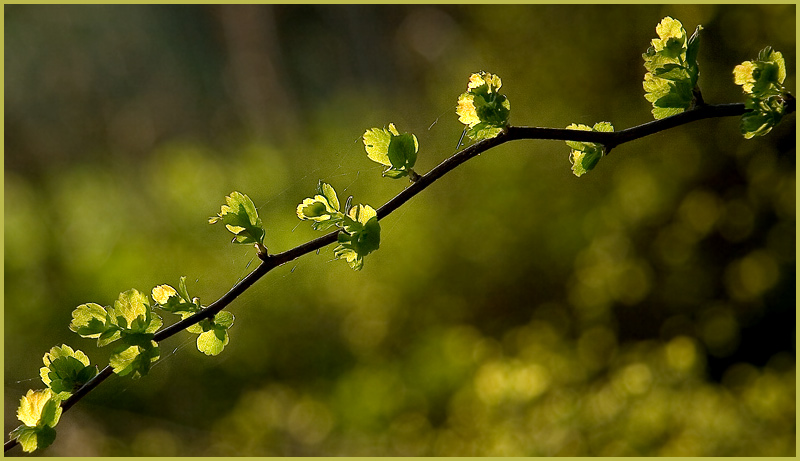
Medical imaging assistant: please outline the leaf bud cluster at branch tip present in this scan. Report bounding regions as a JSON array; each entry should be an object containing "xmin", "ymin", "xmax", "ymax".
[
  {"xmin": 733, "ymin": 46, "xmax": 792, "ymax": 139},
  {"xmin": 642, "ymin": 17, "xmax": 702, "ymax": 119},
  {"xmin": 456, "ymin": 71, "xmax": 511, "ymax": 141}
]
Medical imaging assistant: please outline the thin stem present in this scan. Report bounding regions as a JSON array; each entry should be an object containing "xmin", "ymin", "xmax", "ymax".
[{"xmin": 6, "ymin": 101, "xmax": 792, "ymax": 453}]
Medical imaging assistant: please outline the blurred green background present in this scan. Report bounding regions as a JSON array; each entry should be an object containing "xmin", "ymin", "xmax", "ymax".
[{"xmin": 4, "ymin": 4, "xmax": 795, "ymax": 456}]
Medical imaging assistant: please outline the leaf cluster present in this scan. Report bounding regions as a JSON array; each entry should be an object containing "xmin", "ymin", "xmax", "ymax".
[
  {"xmin": 642, "ymin": 17, "xmax": 702, "ymax": 119},
  {"xmin": 152, "ymin": 276, "xmax": 235, "ymax": 356},
  {"xmin": 9, "ymin": 390, "xmax": 62, "ymax": 453},
  {"xmin": 565, "ymin": 122, "xmax": 615, "ymax": 177},
  {"xmin": 456, "ymin": 71, "xmax": 511, "ymax": 141},
  {"xmin": 9, "ymin": 344, "xmax": 95, "ymax": 453},
  {"xmin": 209, "ymin": 191, "xmax": 267, "ymax": 254},
  {"xmin": 69, "ymin": 289, "xmax": 162, "ymax": 378},
  {"xmin": 733, "ymin": 46, "xmax": 792, "ymax": 138},
  {"xmin": 297, "ymin": 181, "xmax": 381, "ymax": 270},
  {"xmin": 362, "ymin": 123, "xmax": 419, "ymax": 179},
  {"xmin": 39, "ymin": 345, "xmax": 97, "ymax": 399}
]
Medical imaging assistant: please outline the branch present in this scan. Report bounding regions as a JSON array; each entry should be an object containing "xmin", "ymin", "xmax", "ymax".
[
  {"xmin": 506, "ymin": 103, "xmax": 749, "ymax": 152},
  {"xmin": 5, "ymin": 101, "xmax": 792, "ymax": 453}
]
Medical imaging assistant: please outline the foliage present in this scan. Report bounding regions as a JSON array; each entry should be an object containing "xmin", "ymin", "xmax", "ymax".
[
  {"xmin": 209, "ymin": 191, "xmax": 267, "ymax": 254},
  {"xmin": 642, "ymin": 17, "xmax": 702, "ymax": 119},
  {"xmin": 733, "ymin": 46, "xmax": 792, "ymax": 139},
  {"xmin": 39, "ymin": 345, "xmax": 97, "ymax": 399},
  {"xmin": 297, "ymin": 181, "xmax": 381, "ymax": 270},
  {"xmin": 5, "ymin": 8, "xmax": 794, "ymax": 456},
  {"xmin": 456, "ymin": 71, "xmax": 511, "ymax": 141},
  {"xmin": 69, "ymin": 289, "xmax": 163, "ymax": 378},
  {"xmin": 565, "ymin": 122, "xmax": 614, "ymax": 177},
  {"xmin": 9, "ymin": 390, "xmax": 62, "ymax": 453},
  {"xmin": 152, "ymin": 277, "xmax": 235, "ymax": 356},
  {"xmin": 362, "ymin": 123, "xmax": 420, "ymax": 179}
]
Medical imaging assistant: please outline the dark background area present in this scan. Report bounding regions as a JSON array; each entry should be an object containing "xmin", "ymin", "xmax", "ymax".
[{"xmin": 4, "ymin": 4, "xmax": 795, "ymax": 456}]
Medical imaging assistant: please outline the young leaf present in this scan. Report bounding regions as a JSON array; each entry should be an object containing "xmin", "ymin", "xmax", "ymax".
[
  {"xmin": 152, "ymin": 284, "xmax": 183, "ymax": 311},
  {"xmin": 363, "ymin": 126, "xmax": 393, "ymax": 166},
  {"xmin": 456, "ymin": 71, "xmax": 510, "ymax": 141},
  {"xmin": 298, "ymin": 183, "xmax": 381, "ymax": 270},
  {"xmin": 109, "ymin": 338, "xmax": 160, "ymax": 379},
  {"xmin": 39, "ymin": 345, "xmax": 97, "ymax": 398},
  {"xmin": 296, "ymin": 181, "xmax": 343, "ymax": 228},
  {"xmin": 734, "ymin": 46, "xmax": 792, "ymax": 138},
  {"xmin": 9, "ymin": 424, "xmax": 57, "ymax": 453},
  {"xmin": 197, "ymin": 329, "xmax": 229, "ymax": 356},
  {"xmin": 115, "ymin": 289, "xmax": 162, "ymax": 334},
  {"xmin": 8, "ymin": 426, "xmax": 42, "ymax": 453},
  {"xmin": 362, "ymin": 124, "xmax": 419, "ymax": 179},
  {"xmin": 16, "ymin": 389, "xmax": 62, "ymax": 428},
  {"xmin": 152, "ymin": 277, "xmax": 201, "ymax": 316},
  {"xmin": 334, "ymin": 204, "xmax": 381, "ymax": 271},
  {"xmin": 188, "ymin": 311, "xmax": 234, "ymax": 356},
  {"xmin": 11, "ymin": 389, "xmax": 62, "ymax": 452},
  {"xmin": 565, "ymin": 122, "xmax": 614, "ymax": 177},
  {"xmin": 740, "ymin": 95, "xmax": 787, "ymax": 139},
  {"xmin": 209, "ymin": 191, "xmax": 267, "ymax": 252},
  {"xmin": 642, "ymin": 17, "xmax": 702, "ymax": 119},
  {"xmin": 69, "ymin": 303, "xmax": 114, "ymax": 339}
]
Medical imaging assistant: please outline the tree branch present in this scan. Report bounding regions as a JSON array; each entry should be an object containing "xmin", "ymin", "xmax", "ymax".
[{"xmin": 6, "ymin": 101, "xmax": 793, "ymax": 453}]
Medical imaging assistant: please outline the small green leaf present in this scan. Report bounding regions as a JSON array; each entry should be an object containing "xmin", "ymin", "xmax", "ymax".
[
  {"xmin": 363, "ymin": 124, "xmax": 419, "ymax": 178},
  {"xmin": 115, "ymin": 289, "xmax": 161, "ymax": 334},
  {"xmin": 297, "ymin": 197, "xmax": 335, "ymax": 221},
  {"xmin": 69, "ymin": 303, "xmax": 112, "ymax": 339},
  {"xmin": 191, "ymin": 311, "xmax": 234, "ymax": 356},
  {"xmin": 209, "ymin": 191, "xmax": 266, "ymax": 249},
  {"xmin": 363, "ymin": 127, "xmax": 393, "ymax": 166},
  {"xmin": 467, "ymin": 123, "xmax": 505, "ymax": 141},
  {"xmin": 565, "ymin": 122, "xmax": 614, "ymax": 177},
  {"xmin": 152, "ymin": 284, "xmax": 178, "ymax": 305},
  {"xmin": 685, "ymin": 25, "xmax": 703, "ymax": 74},
  {"xmin": 9, "ymin": 425, "xmax": 39, "ymax": 453},
  {"xmin": 319, "ymin": 181, "xmax": 340, "ymax": 211},
  {"xmin": 11, "ymin": 388, "xmax": 63, "ymax": 452},
  {"xmin": 297, "ymin": 181, "xmax": 343, "ymax": 224},
  {"xmin": 97, "ymin": 327, "xmax": 122, "ymax": 347},
  {"xmin": 153, "ymin": 277, "xmax": 202, "ymax": 317},
  {"xmin": 197, "ymin": 329, "xmax": 229, "ymax": 356},
  {"xmin": 16, "ymin": 389, "xmax": 61, "ymax": 428},
  {"xmin": 9, "ymin": 424, "xmax": 57, "ymax": 453},
  {"xmin": 333, "ymin": 239, "xmax": 364, "ymax": 271},
  {"xmin": 40, "ymin": 345, "xmax": 96, "ymax": 398},
  {"xmin": 382, "ymin": 169, "xmax": 409, "ymax": 179},
  {"xmin": 651, "ymin": 17, "xmax": 686, "ymax": 55},
  {"xmin": 109, "ymin": 339, "xmax": 160, "ymax": 379},
  {"xmin": 213, "ymin": 310, "xmax": 235, "ymax": 329},
  {"xmin": 387, "ymin": 133, "xmax": 417, "ymax": 169}
]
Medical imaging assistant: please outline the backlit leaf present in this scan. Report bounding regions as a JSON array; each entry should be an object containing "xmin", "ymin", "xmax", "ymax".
[
  {"xmin": 209, "ymin": 191, "xmax": 266, "ymax": 248},
  {"xmin": 39, "ymin": 345, "xmax": 96, "ymax": 398},
  {"xmin": 456, "ymin": 71, "xmax": 510, "ymax": 141}
]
